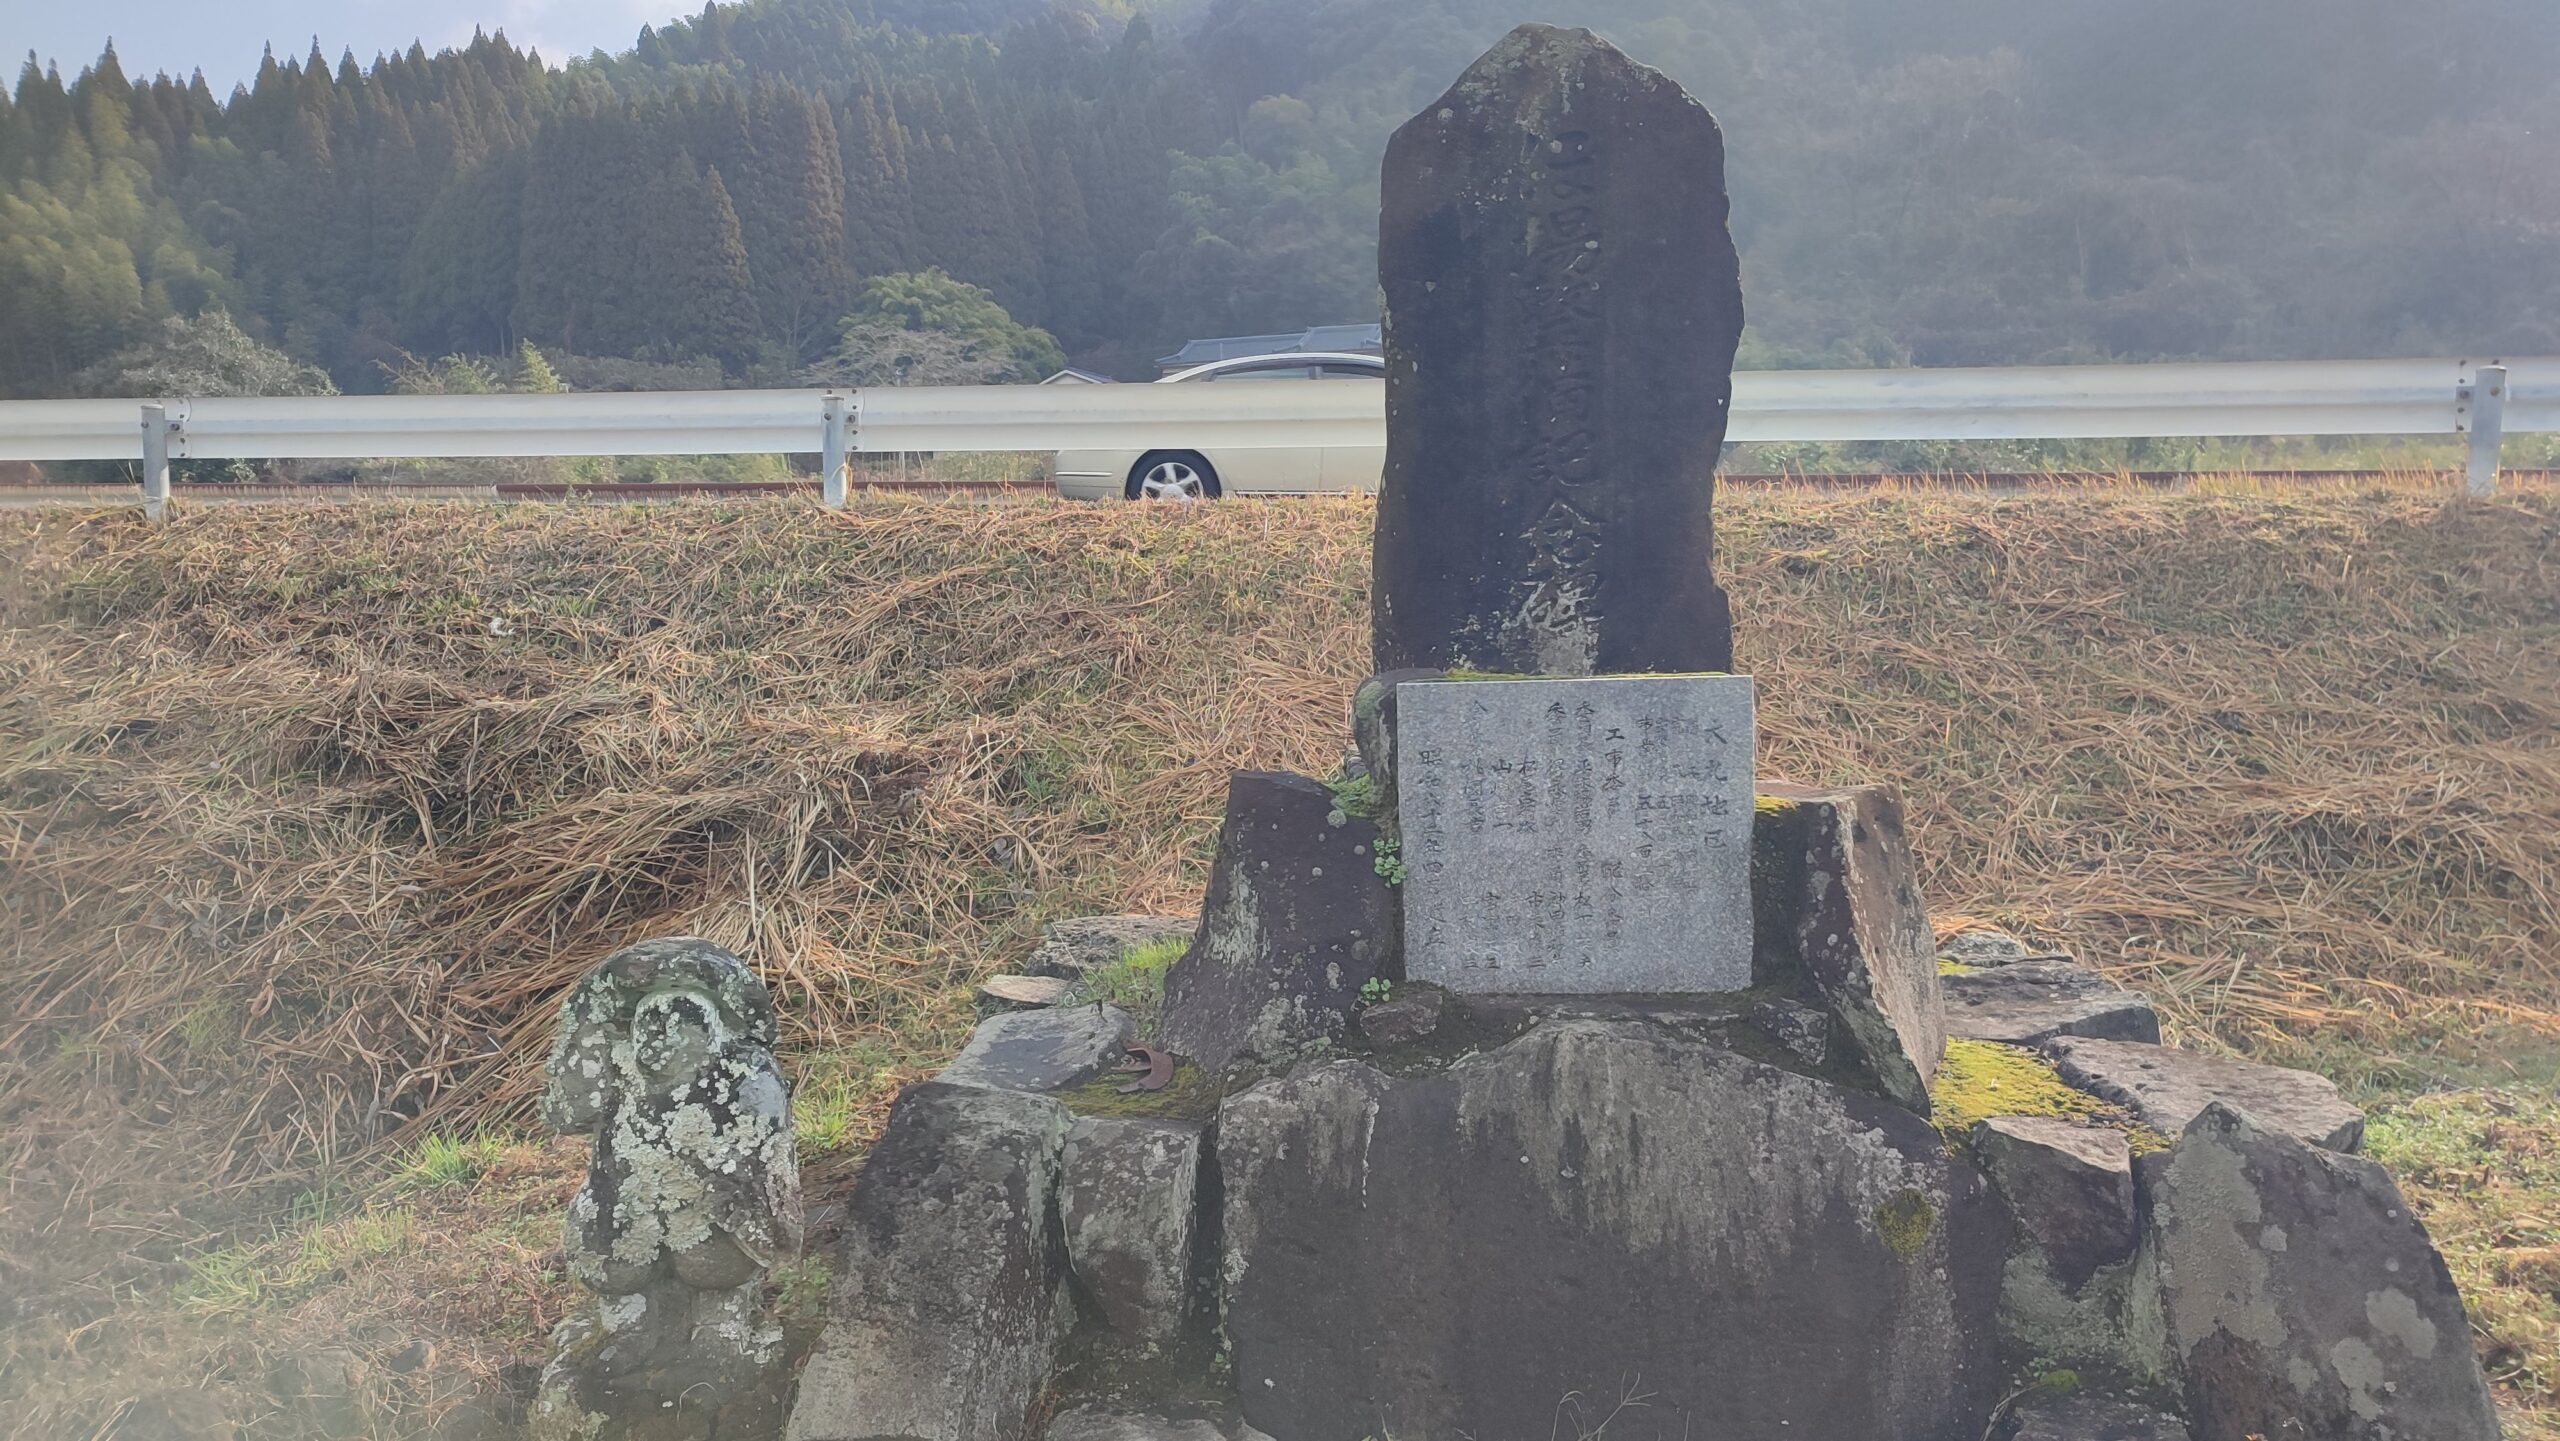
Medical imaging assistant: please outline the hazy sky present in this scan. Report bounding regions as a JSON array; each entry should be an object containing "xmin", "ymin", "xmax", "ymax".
[{"xmin": 5, "ymin": 0, "xmax": 688, "ymax": 92}]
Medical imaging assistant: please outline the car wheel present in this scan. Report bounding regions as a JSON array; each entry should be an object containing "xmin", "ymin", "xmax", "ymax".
[{"xmin": 1126, "ymin": 451, "xmax": 1221, "ymax": 501}]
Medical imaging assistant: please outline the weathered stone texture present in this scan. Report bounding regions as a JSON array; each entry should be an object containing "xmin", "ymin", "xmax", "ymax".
[
  {"xmin": 1972, "ymin": 1116, "xmax": 2138, "ymax": 1290},
  {"xmin": 1160, "ymin": 771, "xmax": 1395, "ymax": 1075},
  {"xmin": 1043, "ymin": 1413, "xmax": 1229, "ymax": 1441},
  {"xmin": 1754, "ymin": 997, "xmax": 1834, "ymax": 1067},
  {"xmin": 937, "ymin": 1003, "xmax": 1134, "ymax": 1093},
  {"xmin": 2046, "ymin": 1037, "xmax": 2364, "ymax": 1153},
  {"xmin": 786, "ymin": 1083, "xmax": 1074, "ymax": 1441},
  {"xmin": 2001, "ymin": 1394, "xmax": 2192, "ymax": 1441},
  {"xmin": 2146, "ymin": 1104, "xmax": 2500, "ymax": 1441},
  {"xmin": 1944, "ymin": 960, "xmax": 2162, "ymax": 1045},
  {"xmin": 1216, "ymin": 1022, "xmax": 2007, "ymax": 1440},
  {"xmin": 1754, "ymin": 783, "xmax": 1945, "ymax": 1111},
  {"xmin": 1399, "ymin": 675, "xmax": 1756, "ymax": 993},
  {"xmin": 1354, "ymin": 988, "xmax": 1446, "ymax": 1046},
  {"xmin": 1059, "ymin": 1118, "xmax": 1205, "ymax": 1349},
  {"xmin": 533, "ymin": 937, "xmax": 800, "ymax": 1441},
  {"xmin": 540, "ymin": 938, "xmax": 801, "ymax": 1288},
  {"xmin": 1371, "ymin": 24, "xmax": 1743, "ymax": 677}
]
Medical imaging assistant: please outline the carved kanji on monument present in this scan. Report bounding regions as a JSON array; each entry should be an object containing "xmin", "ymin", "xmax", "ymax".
[{"xmin": 1371, "ymin": 24, "xmax": 1746, "ymax": 677}]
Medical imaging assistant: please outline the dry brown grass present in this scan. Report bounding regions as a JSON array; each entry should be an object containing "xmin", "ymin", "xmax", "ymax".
[{"xmin": 2, "ymin": 478, "xmax": 2555, "ymax": 1437}]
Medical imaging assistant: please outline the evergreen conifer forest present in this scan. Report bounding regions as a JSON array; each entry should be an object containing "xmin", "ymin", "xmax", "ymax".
[{"xmin": 4, "ymin": 0, "xmax": 2557, "ymax": 399}]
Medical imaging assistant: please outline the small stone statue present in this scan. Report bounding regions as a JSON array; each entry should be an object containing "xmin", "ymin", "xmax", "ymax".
[{"xmin": 530, "ymin": 937, "xmax": 802, "ymax": 1441}]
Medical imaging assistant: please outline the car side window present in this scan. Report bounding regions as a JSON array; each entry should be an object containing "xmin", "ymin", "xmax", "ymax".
[
  {"xmin": 1202, "ymin": 362, "xmax": 1320, "ymax": 381},
  {"xmin": 1318, "ymin": 363, "xmax": 1384, "ymax": 379}
]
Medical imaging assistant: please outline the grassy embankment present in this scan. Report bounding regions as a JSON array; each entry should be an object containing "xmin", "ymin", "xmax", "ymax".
[{"xmin": 2, "ymin": 481, "xmax": 2554, "ymax": 1439}]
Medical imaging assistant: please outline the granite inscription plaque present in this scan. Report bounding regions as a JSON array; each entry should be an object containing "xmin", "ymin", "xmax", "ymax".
[{"xmin": 1397, "ymin": 674, "xmax": 1755, "ymax": 993}]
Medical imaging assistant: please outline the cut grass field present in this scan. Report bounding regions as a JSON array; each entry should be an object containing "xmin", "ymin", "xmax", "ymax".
[{"xmin": 2, "ymin": 480, "xmax": 2555, "ymax": 1438}]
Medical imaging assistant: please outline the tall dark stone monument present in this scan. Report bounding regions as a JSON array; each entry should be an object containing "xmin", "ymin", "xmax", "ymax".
[{"xmin": 1372, "ymin": 23, "xmax": 1744, "ymax": 677}]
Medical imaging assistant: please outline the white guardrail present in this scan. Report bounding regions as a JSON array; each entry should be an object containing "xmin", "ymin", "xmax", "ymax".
[{"xmin": 1, "ymin": 357, "xmax": 2547, "ymax": 520}]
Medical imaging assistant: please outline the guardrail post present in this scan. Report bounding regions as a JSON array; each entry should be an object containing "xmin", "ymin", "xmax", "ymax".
[
  {"xmin": 821, "ymin": 394, "xmax": 850, "ymax": 508},
  {"xmin": 140, "ymin": 403, "xmax": 171, "ymax": 523},
  {"xmin": 2464, "ymin": 364, "xmax": 2508, "ymax": 499}
]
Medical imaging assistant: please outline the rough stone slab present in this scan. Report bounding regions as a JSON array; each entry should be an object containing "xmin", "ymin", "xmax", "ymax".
[
  {"xmin": 1023, "ymin": 915, "xmax": 1198, "ymax": 980},
  {"xmin": 2146, "ymin": 1103, "xmax": 2500, "ymax": 1441},
  {"xmin": 1938, "ymin": 927, "xmax": 2073, "ymax": 968},
  {"xmin": 1160, "ymin": 771, "xmax": 1395, "ymax": 1075},
  {"xmin": 1754, "ymin": 783, "xmax": 1945, "ymax": 1112},
  {"xmin": 1399, "ymin": 675, "xmax": 1755, "ymax": 994},
  {"xmin": 1059, "ymin": 1117, "xmax": 1204, "ymax": 1350},
  {"xmin": 2045, "ymin": 1037, "xmax": 2364, "ymax": 1153},
  {"xmin": 1972, "ymin": 1116, "xmax": 2137, "ymax": 1290},
  {"xmin": 936, "ymin": 1004, "xmax": 1134, "ymax": 1093},
  {"xmin": 1355, "ymin": 989, "xmax": 1446, "ymax": 1047},
  {"xmin": 1372, "ymin": 23, "xmax": 1742, "ymax": 677},
  {"xmin": 786, "ymin": 1083, "xmax": 1074, "ymax": 1441},
  {"xmin": 1943, "ymin": 960, "xmax": 2161, "ymax": 1045},
  {"xmin": 977, "ymin": 973, "xmax": 1072, "ymax": 1011},
  {"xmin": 2001, "ymin": 1394, "xmax": 2192, "ymax": 1441},
  {"xmin": 1216, "ymin": 1023, "xmax": 2007, "ymax": 1440},
  {"xmin": 1212, "ymin": 1061, "xmax": 1399, "ymax": 1413},
  {"xmin": 1044, "ymin": 1413, "xmax": 1227, "ymax": 1441}
]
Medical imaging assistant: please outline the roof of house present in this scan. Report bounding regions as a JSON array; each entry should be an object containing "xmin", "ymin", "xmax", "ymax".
[
  {"xmin": 1040, "ymin": 367, "xmax": 1117, "ymax": 385},
  {"xmin": 1154, "ymin": 324, "xmax": 1383, "ymax": 369}
]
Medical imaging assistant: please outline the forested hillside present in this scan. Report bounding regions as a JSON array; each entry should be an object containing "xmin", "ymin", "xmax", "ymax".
[{"xmin": 5, "ymin": 0, "xmax": 2558, "ymax": 398}]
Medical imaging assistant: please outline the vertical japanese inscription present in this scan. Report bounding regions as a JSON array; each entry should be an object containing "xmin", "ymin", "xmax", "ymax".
[
  {"xmin": 1372, "ymin": 23, "xmax": 1742, "ymax": 678},
  {"xmin": 1398, "ymin": 675, "xmax": 1756, "ymax": 994},
  {"xmin": 1511, "ymin": 130, "xmax": 1609, "ymax": 664}
]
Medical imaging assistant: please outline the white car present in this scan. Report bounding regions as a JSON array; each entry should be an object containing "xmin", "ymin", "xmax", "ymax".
[{"xmin": 1052, "ymin": 352, "xmax": 1386, "ymax": 500}]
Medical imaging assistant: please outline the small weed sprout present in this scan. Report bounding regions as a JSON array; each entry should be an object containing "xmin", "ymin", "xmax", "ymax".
[
  {"xmin": 1361, "ymin": 976, "xmax": 1395, "ymax": 1007},
  {"xmin": 794, "ymin": 1037, "xmax": 939, "ymax": 1155},
  {"xmin": 794, "ymin": 1071, "xmax": 867, "ymax": 1154},
  {"xmin": 173, "ymin": 1204, "xmax": 418, "ymax": 1317},
  {"xmin": 1075, "ymin": 934, "xmax": 1189, "ymax": 1033},
  {"xmin": 174, "ymin": 1247, "xmax": 269, "ymax": 1317},
  {"xmin": 392, "ymin": 1130, "xmax": 508, "ymax": 1189},
  {"xmin": 769, "ymin": 1252, "xmax": 833, "ymax": 1332},
  {"xmin": 1373, "ymin": 836, "xmax": 1407, "ymax": 885}
]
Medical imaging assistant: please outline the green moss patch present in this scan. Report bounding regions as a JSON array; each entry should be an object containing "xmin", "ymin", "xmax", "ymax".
[
  {"xmin": 1055, "ymin": 1060, "xmax": 1223, "ymax": 1123},
  {"xmin": 1931, "ymin": 1038, "xmax": 2113, "ymax": 1139},
  {"xmin": 1875, "ymin": 1188, "xmax": 1936, "ymax": 1260},
  {"xmin": 1930, "ymin": 1038, "xmax": 2169, "ymax": 1153}
]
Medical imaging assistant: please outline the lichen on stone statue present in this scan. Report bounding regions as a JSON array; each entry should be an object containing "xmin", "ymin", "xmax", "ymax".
[{"xmin": 530, "ymin": 937, "xmax": 803, "ymax": 1441}]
